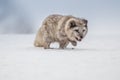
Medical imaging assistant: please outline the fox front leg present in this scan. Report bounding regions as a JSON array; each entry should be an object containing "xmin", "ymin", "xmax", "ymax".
[
  {"xmin": 59, "ymin": 41, "xmax": 69, "ymax": 49},
  {"xmin": 71, "ymin": 41, "xmax": 77, "ymax": 46}
]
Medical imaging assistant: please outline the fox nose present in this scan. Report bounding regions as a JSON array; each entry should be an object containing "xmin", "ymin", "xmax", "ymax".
[{"xmin": 80, "ymin": 36, "xmax": 83, "ymax": 39}]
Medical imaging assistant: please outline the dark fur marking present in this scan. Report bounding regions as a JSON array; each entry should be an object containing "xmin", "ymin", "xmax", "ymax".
[{"xmin": 70, "ymin": 20, "xmax": 76, "ymax": 28}]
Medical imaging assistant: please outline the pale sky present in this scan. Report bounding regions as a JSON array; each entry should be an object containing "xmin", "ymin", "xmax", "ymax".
[{"xmin": 0, "ymin": 0, "xmax": 120, "ymax": 34}]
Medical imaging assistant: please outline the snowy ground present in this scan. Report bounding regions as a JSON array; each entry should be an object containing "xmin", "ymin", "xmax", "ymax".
[{"xmin": 0, "ymin": 33, "xmax": 120, "ymax": 80}]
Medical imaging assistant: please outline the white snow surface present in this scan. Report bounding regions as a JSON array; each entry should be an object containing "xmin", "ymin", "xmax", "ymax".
[{"xmin": 0, "ymin": 34, "xmax": 120, "ymax": 80}]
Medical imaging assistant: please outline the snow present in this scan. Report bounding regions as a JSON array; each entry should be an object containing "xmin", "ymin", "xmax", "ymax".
[{"xmin": 0, "ymin": 34, "xmax": 120, "ymax": 80}]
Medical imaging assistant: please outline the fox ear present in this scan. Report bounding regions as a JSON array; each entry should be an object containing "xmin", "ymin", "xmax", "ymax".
[
  {"xmin": 82, "ymin": 19, "xmax": 88, "ymax": 27},
  {"xmin": 82, "ymin": 19, "xmax": 88, "ymax": 24},
  {"xmin": 70, "ymin": 20, "xmax": 76, "ymax": 28}
]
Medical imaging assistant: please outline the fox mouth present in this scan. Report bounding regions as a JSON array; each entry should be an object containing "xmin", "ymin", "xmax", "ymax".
[{"xmin": 75, "ymin": 37, "xmax": 81, "ymax": 41}]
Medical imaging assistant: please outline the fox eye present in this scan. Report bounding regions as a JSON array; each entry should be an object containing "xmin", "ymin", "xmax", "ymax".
[
  {"xmin": 83, "ymin": 29, "xmax": 85, "ymax": 32},
  {"xmin": 75, "ymin": 30, "xmax": 79, "ymax": 33}
]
